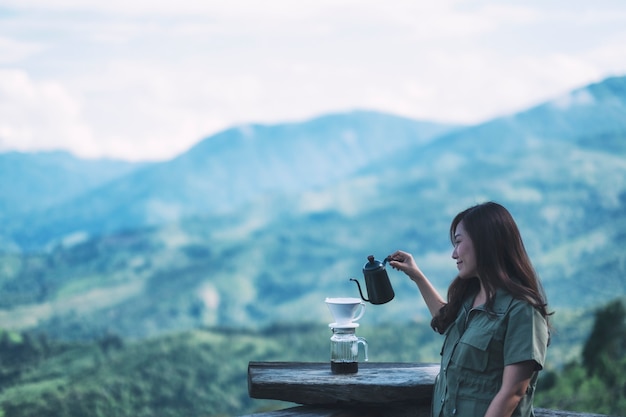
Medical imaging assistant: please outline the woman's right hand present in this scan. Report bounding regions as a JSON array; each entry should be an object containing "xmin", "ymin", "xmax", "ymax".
[
  {"xmin": 387, "ymin": 250, "xmax": 420, "ymax": 280},
  {"xmin": 388, "ymin": 250, "xmax": 446, "ymax": 318}
]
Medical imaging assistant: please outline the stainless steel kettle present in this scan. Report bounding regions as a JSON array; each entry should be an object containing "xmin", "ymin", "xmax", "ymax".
[{"xmin": 350, "ymin": 255, "xmax": 395, "ymax": 305}]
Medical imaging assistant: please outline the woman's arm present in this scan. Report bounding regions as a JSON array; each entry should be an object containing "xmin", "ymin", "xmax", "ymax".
[
  {"xmin": 484, "ymin": 361, "xmax": 536, "ymax": 417},
  {"xmin": 388, "ymin": 250, "xmax": 446, "ymax": 318}
]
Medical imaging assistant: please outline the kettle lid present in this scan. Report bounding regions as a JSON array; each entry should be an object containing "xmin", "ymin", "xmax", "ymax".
[{"xmin": 363, "ymin": 255, "xmax": 384, "ymax": 271}]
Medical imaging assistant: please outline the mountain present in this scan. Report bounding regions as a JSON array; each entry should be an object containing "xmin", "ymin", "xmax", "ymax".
[
  {"xmin": 0, "ymin": 151, "xmax": 145, "ymax": 249},
  {"xmin": 0, "ymin": 76, "xmax": 625, "ymax": 341},
  {"xmin": 4, "ymin": 112, "xmax": 459, "ymax": 251},
  {"xmin": 0, "ymin": 151, "xmax": 145, "ymax": 215}
]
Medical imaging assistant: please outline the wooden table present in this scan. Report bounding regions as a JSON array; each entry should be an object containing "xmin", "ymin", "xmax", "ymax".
[
  {"xmin": 248, "ymin": 362, "xmax": 440, "ymax": 406},
  {"xmin": 245, "ymin": 362, "xmax": 615, "ymax": 417}
]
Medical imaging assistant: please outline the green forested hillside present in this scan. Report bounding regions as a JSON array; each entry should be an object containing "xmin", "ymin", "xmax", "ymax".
[
  {"xmin": 0, "ymin": 322, "xmax": 440, "ymax": 417},
  {"xmin": 1, "ymin": 299, "xmax": 624, "ymax": 417}
]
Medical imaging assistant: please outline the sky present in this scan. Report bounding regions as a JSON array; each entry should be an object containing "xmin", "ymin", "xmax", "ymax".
[{"xmin": 1, "ymin": 0, "xmax": 626, "ymax": 161}]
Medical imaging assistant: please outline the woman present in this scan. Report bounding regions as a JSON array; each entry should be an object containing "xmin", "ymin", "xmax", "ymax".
[{"xmin": 388, "ymin": 202, "xmax": 550, "ymax": 417}]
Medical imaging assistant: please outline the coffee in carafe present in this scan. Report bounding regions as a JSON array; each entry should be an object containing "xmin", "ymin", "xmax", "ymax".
[{"xmin": 329, "ymin": 324, "xmax": 368, "ymax": 374}]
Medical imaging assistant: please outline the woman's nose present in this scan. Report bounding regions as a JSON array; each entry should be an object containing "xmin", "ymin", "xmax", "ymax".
[{"xmin": 451, "ymin": 248, "xmax": 458, "ymax": 259}]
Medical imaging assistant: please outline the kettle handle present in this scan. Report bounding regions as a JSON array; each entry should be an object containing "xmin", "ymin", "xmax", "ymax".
[{"xmin": 350, "ymin": 278, "xmax": 370, "ymax": 302}]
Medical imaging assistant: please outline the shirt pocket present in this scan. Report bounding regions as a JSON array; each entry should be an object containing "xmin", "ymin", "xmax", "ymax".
[
  {"xmin": 452, "ymin": 328, "xmax": 494, "ymax": 372},
  {"xmin": 453, "ymin": 395, "xmax": 491, "ymax": 417}
]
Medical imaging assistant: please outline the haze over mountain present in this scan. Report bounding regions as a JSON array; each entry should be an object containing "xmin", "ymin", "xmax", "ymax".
[
  {"xmin": 0, "ymin": 76, "xmax": 625, "ymax": 341},
  {"xmin": 3, "ymin": 112, "xmax": 458, "ymax": 251},
  {"xmin": 0, "ymin": 151, "xmax": 144, "ymax": 221}
]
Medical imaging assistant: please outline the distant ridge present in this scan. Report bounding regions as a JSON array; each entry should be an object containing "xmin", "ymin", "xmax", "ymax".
[
  {"xmin": 0, "ymin": 76, "xmax": 624, "ymax": 339},
  {"xmin": 0, "ymin": 150, "xmax": 144, "ymax": 220},
  {"xmin": 5, "ymin": 111, "xmax": 459, "ymax": 250}
]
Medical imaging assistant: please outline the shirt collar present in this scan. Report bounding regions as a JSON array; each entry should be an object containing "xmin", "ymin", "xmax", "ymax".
[
  {"xmin": 491, "ymin": 288, "xmax": 515, "ymax": 314},
  {"xmin": 463, "ymin": 287, "xmax": 515, "ymax": 314}
]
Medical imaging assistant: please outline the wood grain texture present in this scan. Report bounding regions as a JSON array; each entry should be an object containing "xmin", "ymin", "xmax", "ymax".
[{"xmin": 248, "ymin": 362, "xmax": 439, "ymax": 406}]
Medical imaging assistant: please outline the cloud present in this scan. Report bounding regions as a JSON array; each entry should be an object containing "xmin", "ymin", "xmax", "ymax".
[
  {"xmin": 64, "ymin": 61, "xmax": 255, "ymax": 160},
  {"xmin": 0, "ymin": 0, "xmax": 625, "ymax": 160},
  {"xmin": 0, "ymin": 36, "xmax": 43, "ymax": 64},
  {"xmin": 0, "ymin": 69, "xmax": 97, "ymax": 157}
]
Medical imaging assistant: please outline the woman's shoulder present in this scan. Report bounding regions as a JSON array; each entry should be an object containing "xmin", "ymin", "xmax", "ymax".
[
  {"xmin": 498, "ymin": 291, "xmax": 549, "ymax": 330},
  {"xmin": 493, "ymin": 289, "xmax": 538, "ymax": 314}
]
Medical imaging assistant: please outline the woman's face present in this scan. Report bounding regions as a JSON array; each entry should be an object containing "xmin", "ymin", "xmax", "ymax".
[{"xmin": 452, "ymin": 220, "xmax": 478, "ymax": 278}]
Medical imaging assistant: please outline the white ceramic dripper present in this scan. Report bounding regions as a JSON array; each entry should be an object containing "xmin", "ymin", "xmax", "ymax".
[{"xmin": 325, "ymin": 297, "xmax": 366, "ymax": 325}]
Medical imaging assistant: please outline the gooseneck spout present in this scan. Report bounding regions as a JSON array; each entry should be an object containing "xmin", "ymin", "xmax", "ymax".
[{"xmin": 350, "ymin": 278, "xmax": 369, "ymax": 302}]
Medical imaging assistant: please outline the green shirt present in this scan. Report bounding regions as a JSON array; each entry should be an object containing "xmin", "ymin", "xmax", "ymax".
[{"xmin": 432, "ymin": 289, "xmax": 549, "ymax": 417}]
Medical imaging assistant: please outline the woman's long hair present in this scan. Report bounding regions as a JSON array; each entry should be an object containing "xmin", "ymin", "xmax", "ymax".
[{"xmin": 431, "ymin": 202, "xmax": 551, "ymax": 334}]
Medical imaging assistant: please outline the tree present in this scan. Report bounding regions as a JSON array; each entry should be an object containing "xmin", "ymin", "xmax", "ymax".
[{"xmin": 581, "ymin": 298, "xmax": 626, "ymax": 385}]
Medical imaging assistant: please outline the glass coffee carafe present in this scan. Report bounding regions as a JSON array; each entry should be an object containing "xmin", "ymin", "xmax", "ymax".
[{"xmin": 329, "ymin": 325, "xmax": 368, "ymax": 374}]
